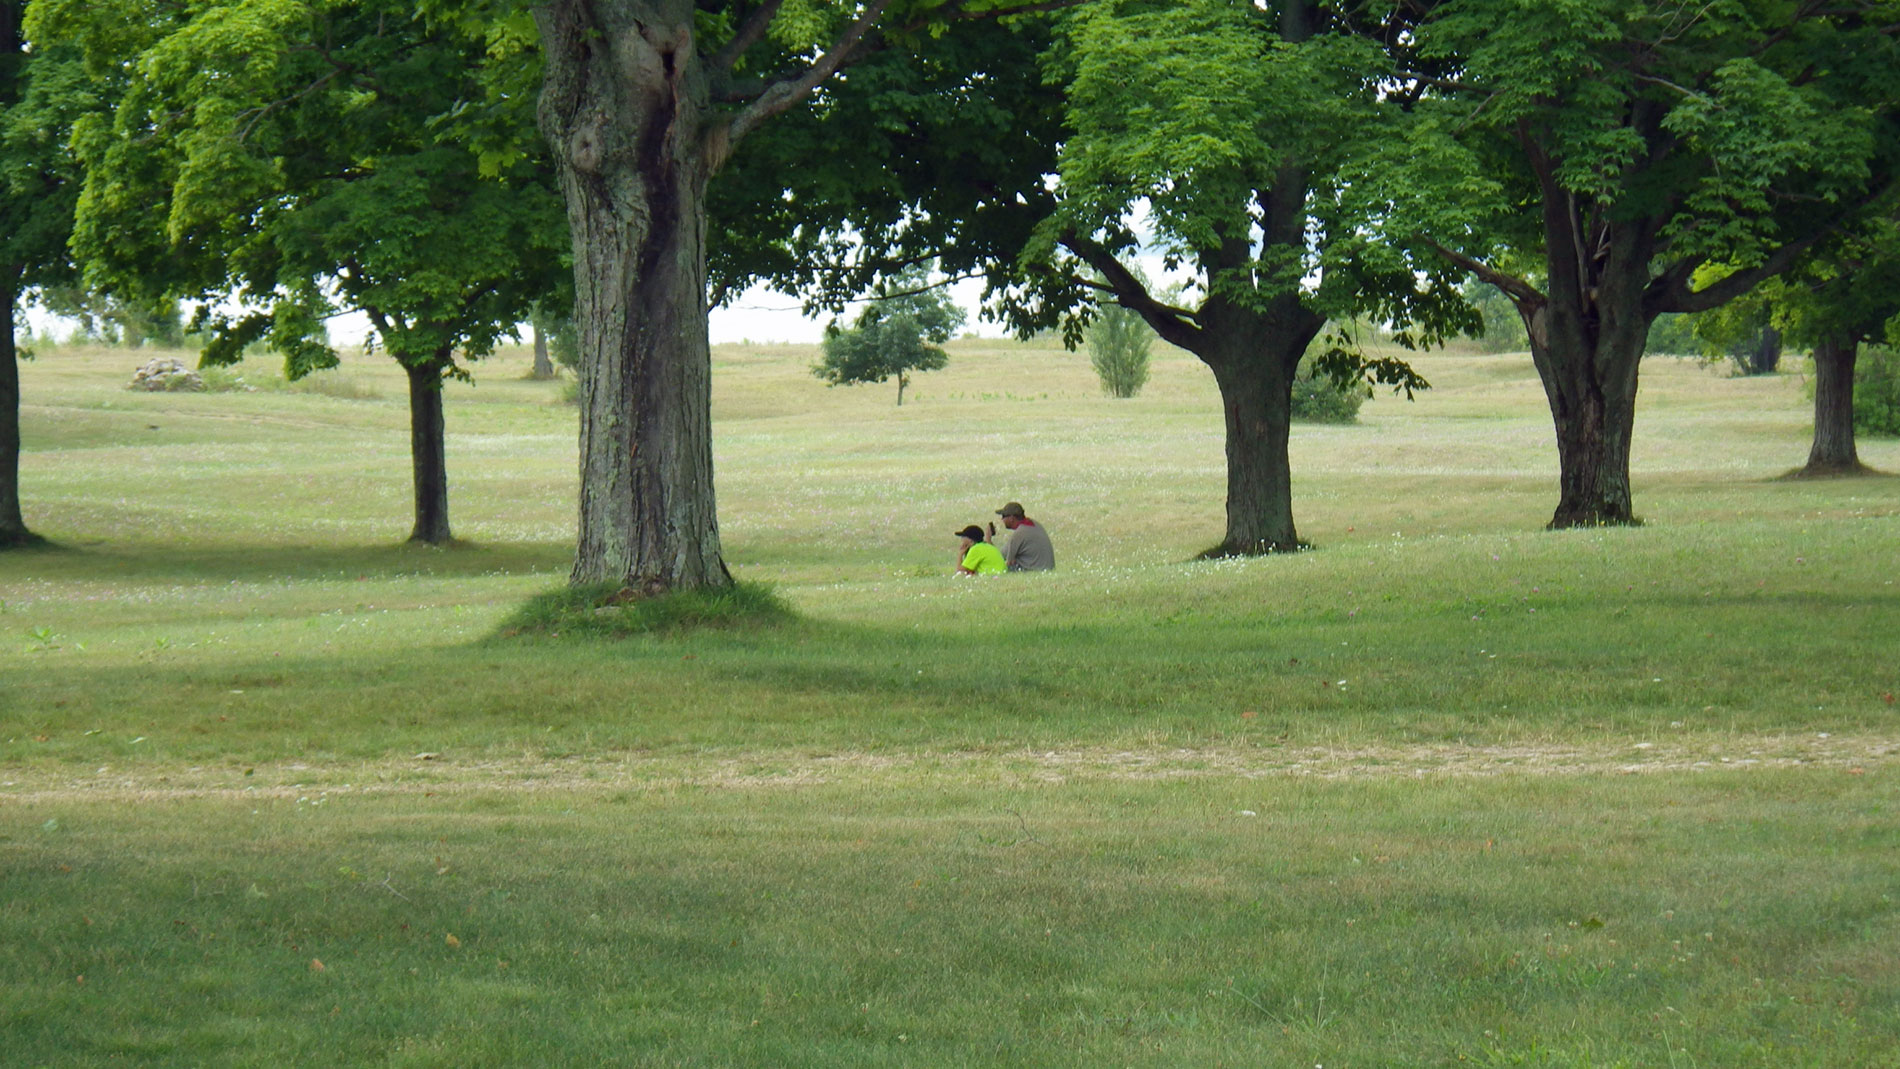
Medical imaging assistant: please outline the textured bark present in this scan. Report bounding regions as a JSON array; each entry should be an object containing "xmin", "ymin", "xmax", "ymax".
[
  {"xmin": 404, "ymin": 357, "xmax": 453, "ymax": 544},
  {"xmin": 537, "ymin": 0, "xmax": 730, "ymax": 593},
  {"xmin": 1519, "ymin": 142, "xmax": 1654, "ymax": 529},
  {"xmin": 1801, "ymin": 334, "xmax": 1864, "ymax": 476},
  {"xmin": 1, "ymin": 268, "xmax": 34, "ymax": 548},
  {"xmin": 1526, "ymin": 324, "xmax": 1643, "ymax": 528},
  {"xmin": 1205, "ymin": 327, "xmax": 1305, "ymax": 554}
]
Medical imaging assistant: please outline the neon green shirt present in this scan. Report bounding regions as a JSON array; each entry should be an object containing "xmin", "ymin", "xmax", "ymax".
[{"xmin": 960, "ymin": 541, "xmax": 1006, "ymax": 575}]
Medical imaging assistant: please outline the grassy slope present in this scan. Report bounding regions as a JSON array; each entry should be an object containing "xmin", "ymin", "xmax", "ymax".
[{"xmin": 3, "ymin": 339, "xmax": 1898, "ymax": 1066}]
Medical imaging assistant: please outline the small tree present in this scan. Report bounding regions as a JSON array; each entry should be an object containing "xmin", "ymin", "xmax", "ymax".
[
  {"xmin": 1087, "ymin": 297, "xmax": 1153, "ymax": 398},
  {"xmin": 814, "ymin": 274, "xmax": 964, "ymax": 407}
]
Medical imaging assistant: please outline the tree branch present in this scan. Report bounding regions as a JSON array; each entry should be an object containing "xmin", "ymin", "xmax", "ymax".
[
  {"xmin": 710, "ymin": 0, "xmax": 787, "ymax": 74},
  {"xmin": 1059, "ymin": 230, "xmax": 1203, "ymax": 351},
  {"xmin": 715, "ymin": 0, "xmax": 895, "ymax": 165},
  {"xmin": 1650, "ymin": 238, "xmax": 1816, "ymax": 314},
  {"xmin": 1651, "ymin": 185, "xmax": 1897, "ymax": 313},
  {"xmin": 1424, "ymin": 240, "xmax": 1547, "ymax": 309}
]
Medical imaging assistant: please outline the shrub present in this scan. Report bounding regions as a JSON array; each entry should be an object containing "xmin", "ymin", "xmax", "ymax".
[
  {"xmin": 1087, "ymin": 301, "xmax": 1152, "ymax": 398},
  {"xmin": 1289, "ymin": 358, "xmax": 1369, "ymax": 424},
  {"xmin": 1854, "ymin": 345, "xmax": 1900, "ymax": 437}
]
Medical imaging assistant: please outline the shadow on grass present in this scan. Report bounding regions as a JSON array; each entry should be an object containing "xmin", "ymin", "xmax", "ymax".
[
  {"xmin": 1774, "ymin": 461, "xmax": 1895, "ymax": 481},
  {"xmin": 490, "ymin": 580, "xmax": 796, "ymax": 639},
  {"xmin": 4, "ymin": 538, "xmax": 574, "ymax": 582}
]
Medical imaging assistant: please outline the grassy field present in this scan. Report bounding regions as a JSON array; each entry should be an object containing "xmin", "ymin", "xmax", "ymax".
[{"xmin": 3, "ymin": 337, "xmax": 1898, "ymax": 1066}]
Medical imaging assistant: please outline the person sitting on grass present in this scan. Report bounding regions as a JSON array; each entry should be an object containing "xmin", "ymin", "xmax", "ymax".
[
  {"xmin": 992, "ymin": 501, "xmax": 1054, "ymax": 572},
  {"xmin": 954, "ymin": 525, "xmax": 1006, "ymax": 575}
]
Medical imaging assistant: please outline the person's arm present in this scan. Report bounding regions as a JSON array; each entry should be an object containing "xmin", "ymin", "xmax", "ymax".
[{"xmin": 955, "ymin": 540, "xmax": 975, "ymax": 575}]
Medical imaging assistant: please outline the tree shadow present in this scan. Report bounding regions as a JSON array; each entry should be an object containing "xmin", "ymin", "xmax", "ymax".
[{"xmin": 5, "ymin": 538, "xmax": 573, "ymax": 583}]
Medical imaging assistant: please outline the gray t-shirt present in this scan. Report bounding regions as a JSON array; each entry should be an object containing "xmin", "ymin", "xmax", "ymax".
[{"xmin": 1003, "ymin": 520, "xmax": 1054, "ymax": 571}]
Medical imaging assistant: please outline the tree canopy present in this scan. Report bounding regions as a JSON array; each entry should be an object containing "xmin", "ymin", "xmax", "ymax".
[
  {"xmin": 1374, "ymin": 0, "xmax": 1900, "ymax": 525},
  {"xmin": 33, "ymin": 0, "xmax": 570, "ymax": 542},
  {"xmin": 535, "ymin": 0, "xmax": 1073, "ymax": 592},
  {"xmin": 999, "ymin": 0, "xmax": 1468, "ymax": 554}
]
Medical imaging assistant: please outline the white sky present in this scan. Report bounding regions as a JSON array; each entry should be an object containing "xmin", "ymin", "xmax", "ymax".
[{"xmin": 24, "ymin": 276, "xmax": 1008, "ymax": 349}]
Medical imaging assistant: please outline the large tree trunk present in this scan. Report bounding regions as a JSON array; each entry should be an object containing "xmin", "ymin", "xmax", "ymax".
[
  {"xmin": 1206, "ymin": 349, "xmax": 1300, "ymax": 554},
  {"xmin": 1, "ymin": 268, "xmax": 36, "ymax": 548},
  {"xmin": 1800, "ymin": 334, "xmax": 1863, "ymax": 476},
  {"xmin": 1520, "ymin": 157, "xmax": 1654, "ymax": 529},
  {"xmin": 537, "ymin": 0, "xmax": 730, "ymax": 594},
  {"xmin": 404, "ymin": 357, "xmax": 452, "ymax": 544},
  {"xmin": 1196, "ymin": 297, "xmax": 1318, "ymax": 556},
  {"xmin": 1527, "ymin": 327, "xmax": 1643, "ymax": 528}
]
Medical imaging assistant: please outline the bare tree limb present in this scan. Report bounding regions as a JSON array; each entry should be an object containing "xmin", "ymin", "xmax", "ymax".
[{"xmin": 713, "ymin": 0, "xmax": 895, "ymax": 167}]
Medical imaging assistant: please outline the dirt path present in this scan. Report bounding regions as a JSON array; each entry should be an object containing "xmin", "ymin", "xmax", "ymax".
[{"xmin": 4, "ymin": 733, "xmax": 1895, "ymax": 803}]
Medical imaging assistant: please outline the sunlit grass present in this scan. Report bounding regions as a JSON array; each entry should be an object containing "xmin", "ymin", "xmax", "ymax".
[{"xmin": 3, "ymin": 337, "xmax": 1898, "ymax": 1065}]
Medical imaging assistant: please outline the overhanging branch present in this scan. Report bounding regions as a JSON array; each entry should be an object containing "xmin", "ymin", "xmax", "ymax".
[
  {"xmin": 1059, "ymin": 230, "xmax": 1203, "ymax": 351},
  {"xmin": 1424, "ymin": 240, "xmax": 1546, "ymax": 310}
]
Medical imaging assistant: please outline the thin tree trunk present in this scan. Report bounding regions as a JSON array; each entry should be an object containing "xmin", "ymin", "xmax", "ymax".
[
  {"xmin": 537, "ymin": 0, "xmax": 730, "ymax": 594},
  {"xmin": 0, "ymin": 268, "xmax": 36, "ymax": 548},
  {"xmin": 1747, "ymin": 325, "xmax": 1783, "ymax": 376},
  {"xmin": 1801, "ymin": 334, "xmax": 1863, "ymax": 475},
  {"xmin": 405, "ymin": 358, "xmax": 453, "ymax": 544},
  {"xmin": 531, "ymin": 324, "xmax": 555, "ymax": 379},
  {"xmin": 896, "ymin": 372, "xmax": 907, "ymax": 407}
]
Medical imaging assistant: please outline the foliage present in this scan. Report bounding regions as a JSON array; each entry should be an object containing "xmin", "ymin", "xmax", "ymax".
[
  {"xmin": 813, "ymin": 269, "xmax": 964, "ymax": 405},
  {"xmin": 38, "ymin": 288, "xmax": 184, "ymax": 348},
  {"xmin": 1853, "ymin": 344, "xmax": 1900, "ymax": 437},
  {"xmin": 1685, "ymin": 287, "xmax": 1782, "ymax": 374},
  {"xmin": 1461, "ymin": 280, "xmax": 1528, "ymax": 354},
  {"xmin": 531, "ymin": 301, "xmax": 579, "ymax": 373},
  {"xmin": 0, "ymin": 17, "xmax": 88, "ymax": 298},
  {"xmin": 1364, "ymin": 0, "xmax": 1900, "ymax": 524},
  {"xmin": 32, "ymin": 0, "xmax": 568, "ymax": 380},
  {"xmin": 1644, "ymin": 313, "xmax": 1701, "ymax": 358},
  {"xmin": 1085, "ymin": 297, "xmax": 1153, "ymax": 398},
  {"xmin": 1014, "ymin": 0, "xmax": 1475, "ymax": 356},
  {"xmin": 706, "ymin": 16, "xmax": 1065, "ymax": 320},
  {"xmin": 1289, "ymin": 354, "xmax": 1368, "ymax": 423}
]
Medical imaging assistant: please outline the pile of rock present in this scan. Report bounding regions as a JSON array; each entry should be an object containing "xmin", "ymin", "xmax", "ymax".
[{"xmin": 129, "ymin": 357, "xmax": 204, "ymax": 392}]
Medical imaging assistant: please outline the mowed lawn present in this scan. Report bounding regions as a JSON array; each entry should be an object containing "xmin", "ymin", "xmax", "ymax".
[{"xmin": 3, "ymin": 338, "xmax": 1898, "ymax": 1066}]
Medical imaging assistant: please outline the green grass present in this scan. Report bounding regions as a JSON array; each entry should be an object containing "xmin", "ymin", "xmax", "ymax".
[{"xmin": 3, "ymin": 339, "xmax": 1899, "ymax": 1065}]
